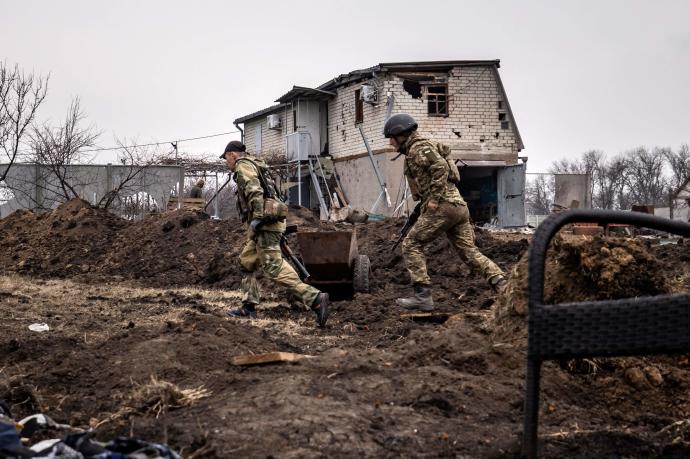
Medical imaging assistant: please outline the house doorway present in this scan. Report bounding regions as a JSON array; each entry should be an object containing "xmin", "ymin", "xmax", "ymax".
[{"xmin": 459, "ymin": 164, "xmax": 525, "ymax": 227}]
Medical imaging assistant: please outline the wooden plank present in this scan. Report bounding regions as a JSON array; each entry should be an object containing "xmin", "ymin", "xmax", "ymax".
[
  {"xmin": 167, "ymin": 197, "xmax": 206, "ymax": 211},
  {"xmin": 231, "ymin": 352, "xmax": 313, "ymax": 366},
  {"xmin": 335, "ymin": 187, "xmax": 349, "ymax": 207}
]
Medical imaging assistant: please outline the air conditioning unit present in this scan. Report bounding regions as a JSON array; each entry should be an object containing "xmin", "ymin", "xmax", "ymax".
[
  {"xmin": 360, "ymin": 84, "xmax": 378, "ymax": 104},
  {"xmin": 267, "ymin": 114, "xmax": 281, "ymax": 130}
]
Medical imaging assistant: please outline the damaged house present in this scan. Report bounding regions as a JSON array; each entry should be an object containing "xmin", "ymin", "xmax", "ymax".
[{"xmin": 233, "ymin": 60, "xmax": 526, "ymax": 226}]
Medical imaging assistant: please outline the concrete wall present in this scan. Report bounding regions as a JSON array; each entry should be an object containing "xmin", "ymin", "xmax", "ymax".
[
  {"xmin": 0, "ymin": 163, "xmax": 184, "ymax": 218},
  {"xmin": 554, "ymin": 174, "xmax": 592, "ymax": 209}
]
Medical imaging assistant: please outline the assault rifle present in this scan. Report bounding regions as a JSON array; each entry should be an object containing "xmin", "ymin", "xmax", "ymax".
[
  {"xmin": 280, "ymin": 225, "xmax": 310, "ymax": 281},
  {"xmin": 203, "ymin": 176, "xmax": 233, "ymax": 212},
  {"xmin": 391, "ymin": 203, "xmax": 421, "ymax": 252}
]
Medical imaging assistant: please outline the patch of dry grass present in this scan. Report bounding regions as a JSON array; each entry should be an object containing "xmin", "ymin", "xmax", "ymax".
[{"xmin": 95, "ymin": 375, "xmax": 211, "ymax": 427}]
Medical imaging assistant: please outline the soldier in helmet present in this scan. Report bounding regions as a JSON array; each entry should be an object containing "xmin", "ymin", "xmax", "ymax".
[
  {"xmin": 220, "ymin": 140, "xmax": 330, "ymax": 327},
  {"xmin": 384, "ymin": 113, "xmax": 506, "ymax": 311},
  {"xmin": 190, "ymin": 179, "xmax": 205, "ymax": 198}
]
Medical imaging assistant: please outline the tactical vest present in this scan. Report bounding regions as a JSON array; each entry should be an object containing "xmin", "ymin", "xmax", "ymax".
[{"xmin": 234, "ymin": 158, "xmax": 287, "ymax": 222}]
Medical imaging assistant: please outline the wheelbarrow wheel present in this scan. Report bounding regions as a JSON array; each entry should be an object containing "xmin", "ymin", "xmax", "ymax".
[{"xmin": 352, "ymin": 254, "xmax": 370, "ymax": 293}]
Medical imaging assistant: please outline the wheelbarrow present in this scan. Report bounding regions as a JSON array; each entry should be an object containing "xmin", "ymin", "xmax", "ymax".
[{"xmin": 295, "ymin": 230, "xmax": 370, "ymax": 293}]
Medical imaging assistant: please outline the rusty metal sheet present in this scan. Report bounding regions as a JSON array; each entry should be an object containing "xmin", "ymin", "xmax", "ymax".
[{"xmin": 296, "ymin": 231, "xmax": 358, "ymax": 281}]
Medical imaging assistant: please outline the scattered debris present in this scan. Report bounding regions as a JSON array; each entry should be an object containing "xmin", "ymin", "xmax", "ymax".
[{"xmin": 28, "ymin": 323, "xmax": 49, "ymax": 332}]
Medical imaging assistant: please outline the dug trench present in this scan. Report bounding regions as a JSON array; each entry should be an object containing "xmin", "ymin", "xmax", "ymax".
[{"xmin": 1, "ymin": 198, "xmax": 690, "ymax": 457}]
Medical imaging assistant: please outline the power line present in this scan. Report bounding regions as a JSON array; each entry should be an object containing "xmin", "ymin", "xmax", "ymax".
[{"xmin": 80, "ymin": 130, "xmax": 240, "ymax": 153}]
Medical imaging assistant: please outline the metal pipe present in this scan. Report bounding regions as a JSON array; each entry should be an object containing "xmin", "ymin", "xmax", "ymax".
[
  {"xmin": 234, "ymin": 122, "xmax": 244, "ymax": 143},
  {"xmin": 358, "ymin": 124, "xmax": 390, "ymax": 212},
  {"xmin": 214, "ymin": 172, "xmax": 219, "ymax": 218}
]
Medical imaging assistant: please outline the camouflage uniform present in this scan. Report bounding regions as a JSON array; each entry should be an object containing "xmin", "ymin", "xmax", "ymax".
[
  {"xmin": 189, "ymin": 185, "xmax": 203, "ymax": 198},
  {"xmin": 401, "ymin": 132, "xmax": 504, "ymax": 285},
  {"xmin": 234, "ymin": 156, "xmax": 320, "ymax": 307}
]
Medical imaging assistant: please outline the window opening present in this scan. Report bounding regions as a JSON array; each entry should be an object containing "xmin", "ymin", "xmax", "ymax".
[{"xmin": 427, "ymin": 85, "xmax": 448, "ymax": 116}]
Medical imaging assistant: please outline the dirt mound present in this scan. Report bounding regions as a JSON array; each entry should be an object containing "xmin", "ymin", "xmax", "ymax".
[
  {"xmin": 0, "ymin": 198, "xmax": 128, "ymax": 277},
  {"xmin": 0, "ymin": 200, "xmax": 322, "ymax": 289},
  {"xmin": 0, "ymin": 199, "xmax": 529, "ymax": 300},
  {"xmin": 491, "ymin": 235, "xmax": 676, "ymax": 346}
]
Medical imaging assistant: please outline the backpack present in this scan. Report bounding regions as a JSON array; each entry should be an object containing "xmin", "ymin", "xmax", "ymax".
[
  {"xmin": 236, "ymin": 158, "xmax": 287, "ymax": 221},
  {"xmin": 435, "ymin": 142, "xmax": 461, "ymax": 184}
]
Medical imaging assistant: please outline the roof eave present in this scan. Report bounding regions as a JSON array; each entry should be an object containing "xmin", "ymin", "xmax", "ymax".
[
  {"xmin": 379, "ymin": 59, "xmax": 500, "ymax": 72},
  {"xmin": 275, "ymin": 85, "xmax": 336, "ymax": 103},
  {"xmin": 233, "ymin": 103, "xmax": 289, "ymax": 124}
]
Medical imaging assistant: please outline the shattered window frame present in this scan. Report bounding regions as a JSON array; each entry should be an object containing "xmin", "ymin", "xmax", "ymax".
[{"xmin": 427, "ymin": 84, "xmax": 448, "ymax": 117}]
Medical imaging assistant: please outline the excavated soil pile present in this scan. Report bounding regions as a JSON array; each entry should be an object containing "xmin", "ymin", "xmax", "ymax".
[
  {"xmin": 3, "ymin": 200, "xmax": 690, "ymax": 457},
  {"xmin": 480, "ymin": 234, "xmax": 690, "ymax": 457},
  {"xmin": 0, "ymin": 200, "xmax": 320, "ymax": 288},
  {"xmin": 492, "ymin": 235, "xmax": 675, "ymax": 346},
  {"xmin": 0, "ymin": 198, "xmax": 528, "ymax": 296},
  {"xmin": 0, "ymin": 199, "xmax": 128, "ymax": 277}
]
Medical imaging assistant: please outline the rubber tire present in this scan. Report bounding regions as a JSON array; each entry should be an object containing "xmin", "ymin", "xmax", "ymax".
[{"xmin": 352, "ymin": 254, "xmax": 370, "ymax": 293}]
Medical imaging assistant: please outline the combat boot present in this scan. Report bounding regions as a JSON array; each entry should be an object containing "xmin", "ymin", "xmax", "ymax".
[
  {"xmin": 489, "ymin": 275, "xmax": 507, "ymax": 293},
  {"xmin": 396, "ymin": 284, "xmax": 434, "ymax": 311},
  {"xmin": 311, "ymin": 292, "xmax": 330, "ymax": 328},
  {"xmin": 226, "ymin": 303, "xmax": 257, "ymax": 319}
]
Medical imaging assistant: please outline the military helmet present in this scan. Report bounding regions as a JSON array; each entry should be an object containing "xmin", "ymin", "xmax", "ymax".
[{"xmin": 383, "ymin": 113, "xmax": 418, "ymax": 138}]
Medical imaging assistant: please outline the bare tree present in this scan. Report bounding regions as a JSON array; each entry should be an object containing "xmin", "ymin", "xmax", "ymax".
[
  {"xmin": 30, "ymin": 97, "xmax": 99, "ymax": 202},
  {"xmin": 664, "ymin": 143, "xmax": 690, "ymax": 195},
  {"xmin": 0, "ymin": 62, "xmax": 49, "ymax": 182},
  {"xmin": 596, "ymin": 155, "xmax": 629, "ymax": 209},
  {"xmin": 623, "ymin": 146, "xmax": 668, "ymax": 207},
  {"xmin": 97, "ymin": 139, "xmax": 157, "ymax": 210},
  {"xmin": 525, "ymin": 174, "xmax": 553, "ymax": 214}
]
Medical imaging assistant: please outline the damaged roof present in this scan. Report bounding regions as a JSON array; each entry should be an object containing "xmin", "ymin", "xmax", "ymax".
[
  {"xmin": 235, "ymin": 61, "xmax": 503, "ymax": 123},
  {"xmin": 233, "ymin": 60, "xmax": 522, "ymax": 150},
  {"xmin": 317, "ymin": 60, "xmax": 501, "ymax": 91},
  {"xmin": 275, "ymin": 86, "xmax": 336, "ymax": 103}
]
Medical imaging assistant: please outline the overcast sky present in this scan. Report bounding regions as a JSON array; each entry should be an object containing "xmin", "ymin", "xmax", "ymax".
[{"xmin": 2, "ymin": 0, "xmax": 689, "ymax": 172}]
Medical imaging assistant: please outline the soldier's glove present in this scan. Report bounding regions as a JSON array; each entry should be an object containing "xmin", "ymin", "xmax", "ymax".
[{"xmin": 249, "ymin": 219, "xmax": 265, "ymax": 236}]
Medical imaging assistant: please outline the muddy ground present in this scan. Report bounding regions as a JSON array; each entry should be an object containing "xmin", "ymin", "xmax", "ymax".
[{"xmin": 1, "ymin": 199, "xmax": 690, "ymax": 458}]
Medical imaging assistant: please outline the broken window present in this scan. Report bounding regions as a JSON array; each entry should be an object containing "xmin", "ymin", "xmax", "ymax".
[
  {"xmin": 354, "ymin": 89, "xmax": 363, "ymax": 124},
  {"xmin": 501, "ymin": 121, "xmax": 510, "ymax": 130},
  {"xmin": 497, "ymin": 100, "xmax": 504, "ymax": 109},
  {"xmin": 402, "ymin": 80, "xmax": 422, "ymax": 99},
  {"xmin": 427, "ymin": 85, "xmax": 448, "ymax": 116},
  {"xmin": 498, "ymin": 113, "xmax": 507, "ymax": 121}
]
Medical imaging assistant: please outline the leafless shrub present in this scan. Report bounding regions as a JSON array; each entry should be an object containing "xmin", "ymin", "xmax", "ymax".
[
  {"xmin": 29, "ymin": 97, "xmax": 100, "ymax": 203},
  {"xmin": 0, "ymin": 62, "xmax": 49, "ymax": 182}
]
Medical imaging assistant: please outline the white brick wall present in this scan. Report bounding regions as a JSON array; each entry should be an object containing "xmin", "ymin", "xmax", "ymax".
[
  {"xmin": 328, "ymin": 65, "xmax": 520, "ymax": 161},
  {"xmin": 239, "ymin": 64, "xmax": 521, "ymax": 163}
]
